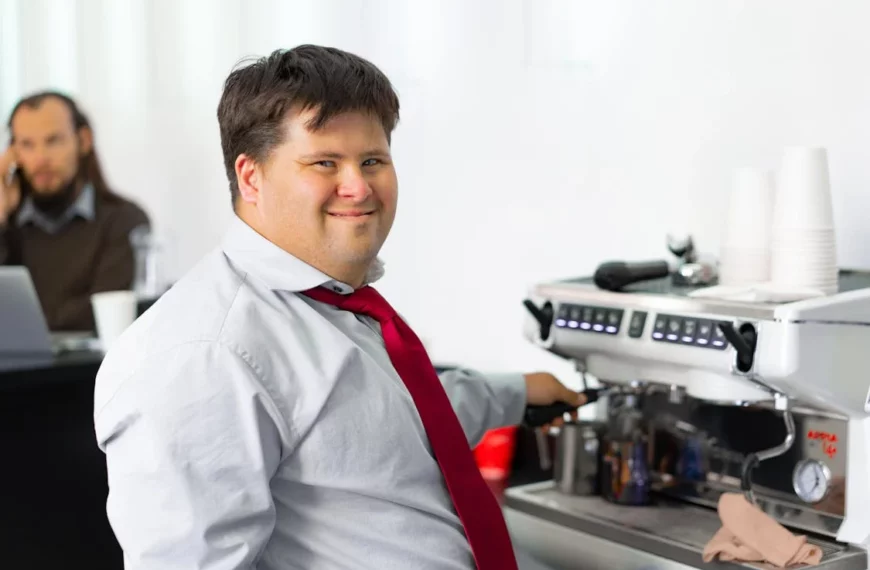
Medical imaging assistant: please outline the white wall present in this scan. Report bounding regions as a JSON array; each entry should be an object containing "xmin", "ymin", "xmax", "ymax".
[{"xmin": 2, "ymin": 0, "xmax": 869, "ymax": 384}]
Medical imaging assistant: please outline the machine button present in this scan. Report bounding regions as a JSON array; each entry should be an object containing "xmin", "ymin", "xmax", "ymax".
[
  {"xmin": 711, "ymin": 322, "xmax": 728, "ymax": 349},
  {"xmin": 580, "ymin": 306, "xmax": 595, "ymax": 330},
  {"xmin": 695, "ymin": 320, "xmax": 713, "ymax": 346},
  {"xmin": 567, "ymin": 305, "xmax": 582, "ymax": 329},
  {"xmin": 605, "ymin": 309, "xmax": 623, "ymax": 334},
  {"xmin": 555, "ymin": 304, "xmax": 569, "ymax": 327},
  {"xmin": 680, "ymin": 319, "xmax": 697, "ymax": 344},
  {"xmin": 628, "ymin": 311, "xmax": 647, "ymax": 338},
  {"xmin": 666, "ymin": 317, "xmax": 682, "ymax": 342},
  {"xmin": 592, "ymin": 307, "xmax": 608, "ymax": 332},
  {"xmin": 652, "ymin": 314, "xmax": 668, "ymax": 340}
]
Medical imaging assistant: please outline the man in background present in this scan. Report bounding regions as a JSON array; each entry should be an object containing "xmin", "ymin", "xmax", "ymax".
[{"xmin": 0, "ymin": 91, "xmax": 150, "ymax": 331}]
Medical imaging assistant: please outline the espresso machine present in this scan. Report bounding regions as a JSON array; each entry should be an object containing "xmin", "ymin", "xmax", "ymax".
[{"xmin": 505, "ymin": 270, "xmax": 870, "ymax": 569}]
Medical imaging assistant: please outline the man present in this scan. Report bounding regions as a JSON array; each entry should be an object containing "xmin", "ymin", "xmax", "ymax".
[
  {"xmin": 94, "ymin": 45, "xmax": 581, "ymax": 570},
  {"xmin": 0, "ymin": 91, "xmax": 149, "ymax": 331}
]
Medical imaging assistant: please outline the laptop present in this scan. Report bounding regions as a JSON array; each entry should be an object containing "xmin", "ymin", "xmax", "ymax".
[{"xmin": 0, "ymin": 266, "xmax": 97, "ymax": 355}]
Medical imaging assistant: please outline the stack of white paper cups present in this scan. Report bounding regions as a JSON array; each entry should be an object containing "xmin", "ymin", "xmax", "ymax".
[{"xmin": 770, "ymin": 147, "xmax": 838, "ymax": 294}]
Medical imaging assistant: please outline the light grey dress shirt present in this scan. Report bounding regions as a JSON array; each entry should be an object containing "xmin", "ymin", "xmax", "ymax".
[{"xmin": 94, "ymin": 215, "xmax": 529, "ymax": 570}]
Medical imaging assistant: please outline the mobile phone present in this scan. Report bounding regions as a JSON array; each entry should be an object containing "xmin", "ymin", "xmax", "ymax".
[
  {"xmin": 3, "ymin": 165, "xmax": 20, "ymax": 189},
  {"xmin": 2, "ymin": 163, "xmax": 13, "ymax": 186}
]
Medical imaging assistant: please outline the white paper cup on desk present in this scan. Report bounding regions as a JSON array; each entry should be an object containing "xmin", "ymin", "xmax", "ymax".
[
  {"xmin": 91, "ymin": 291, "xmax": 137, "ymax": 352},
  {"xmin": 718, "ymin": 168, "xmax": 775, "ymax": 286}
]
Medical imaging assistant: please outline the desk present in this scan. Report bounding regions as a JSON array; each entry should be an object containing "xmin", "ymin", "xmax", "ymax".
[
  {"xmin": 0, "ymin": 351, "xmax": 122, "ymax": 569},
  {"xmin": 0, "ymin": 350, "xmax": 104, "ymax": 387}
]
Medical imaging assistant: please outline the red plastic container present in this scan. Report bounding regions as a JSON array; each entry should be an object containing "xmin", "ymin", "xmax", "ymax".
[{"xmin": 473, "ymin": 426, "xmax": 517, "ymax": 483}]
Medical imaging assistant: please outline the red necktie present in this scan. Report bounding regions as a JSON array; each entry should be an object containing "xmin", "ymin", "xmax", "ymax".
[{"xmin": 302, "ymin": 285, "xmax": 518, "ymax": 570}]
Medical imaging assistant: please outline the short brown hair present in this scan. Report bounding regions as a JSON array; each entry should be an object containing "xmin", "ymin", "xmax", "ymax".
[{"xmin": 217, "ymin": 45, "xmax": 401, "ymax": 205}]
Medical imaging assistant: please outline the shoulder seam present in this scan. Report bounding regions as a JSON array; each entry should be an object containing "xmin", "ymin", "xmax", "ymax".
[{"xmin": 213, "ymin": 274, "xmax": 299, "ymax": 446}]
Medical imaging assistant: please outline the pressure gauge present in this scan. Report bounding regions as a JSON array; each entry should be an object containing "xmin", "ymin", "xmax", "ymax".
[{"xmin": 792, "ymin": 459, "xmax": 832, "ymax": 504}]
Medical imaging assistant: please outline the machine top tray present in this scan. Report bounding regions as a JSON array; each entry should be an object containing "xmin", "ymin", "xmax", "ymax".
[
  {"xmin": 559, "ymin": 269, "xmax": 870, "ymax": 300},
  {"xmin": 534, "ymin": 269, "xmax": 870, "ymax": 321}
]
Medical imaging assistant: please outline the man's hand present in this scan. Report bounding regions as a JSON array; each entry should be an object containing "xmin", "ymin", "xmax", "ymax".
[
  {"xmin": 523, "ymin": 372, "xmax": 587, "ymax": 429},
  {"xmin": 0, "ymin": 147, "xmax": 21, "ymax": 225}
]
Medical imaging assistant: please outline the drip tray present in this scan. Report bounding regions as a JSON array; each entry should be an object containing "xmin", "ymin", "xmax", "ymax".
[{"xmin": 504, "ymin": 482, "xmax": 867, "ymax": 570}]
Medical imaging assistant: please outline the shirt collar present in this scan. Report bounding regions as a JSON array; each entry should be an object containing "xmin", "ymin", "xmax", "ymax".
[
  {"xmin": 220, "ymin": 215, "xmax": 385, "ymax": 295},
  {"xmin": 17, "ymin": 183, "xmax": 96, "ymax": 233}
]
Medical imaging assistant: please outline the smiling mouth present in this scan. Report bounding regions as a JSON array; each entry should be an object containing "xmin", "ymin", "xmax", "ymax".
[{"xmin": 328, "ymin": 211, "xmax": 375, "ymax": 218}]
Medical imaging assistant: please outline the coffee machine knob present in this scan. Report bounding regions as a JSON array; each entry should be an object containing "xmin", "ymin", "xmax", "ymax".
[
  {"xmin": 717, "ymin": 322, "xmax": 758, "ymax": 373},
  {"xmin": 523, "ymin": 299, "xmax": 554, "ymax": 341}
]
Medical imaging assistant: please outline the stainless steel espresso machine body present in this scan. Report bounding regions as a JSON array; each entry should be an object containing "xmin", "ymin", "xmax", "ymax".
[{"xmin": 507, "ymin": 271, "xmax": 870, "ymax": 570}]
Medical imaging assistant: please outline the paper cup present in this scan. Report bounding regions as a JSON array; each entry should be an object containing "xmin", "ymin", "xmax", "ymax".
[
  {"xmin": 773, "ymin": 147, "xmax": 835, "ymax": 230},
  {"xmin": 723, "ymin": 167, "xmax": 775, "ymax": 248},
  {"xmin": 91, "ymin": 291, "xmax": 137, "ymax": 352},
  {"xmin": 719, "ymin": 247, "xmax": 771, "ymax": 286}
]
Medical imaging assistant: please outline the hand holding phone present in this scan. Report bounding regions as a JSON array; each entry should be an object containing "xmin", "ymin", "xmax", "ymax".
[{"xmin": 0, "ymin": 146, "xmax": 21, "ymax": 226}]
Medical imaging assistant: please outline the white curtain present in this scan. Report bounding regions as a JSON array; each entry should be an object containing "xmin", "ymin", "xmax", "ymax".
[
  {"xmin": 0, "ymin": 0, "xmax": 454, "ymax": 281},
  {"xmin": 1, "ymin": 0, "xmax": 595, "ymax": 373}
]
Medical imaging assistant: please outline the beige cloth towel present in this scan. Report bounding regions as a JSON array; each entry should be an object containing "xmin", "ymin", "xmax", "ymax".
[{"xmin": 702, "ymin": 493, "xmax": 823, "ymax": 567}]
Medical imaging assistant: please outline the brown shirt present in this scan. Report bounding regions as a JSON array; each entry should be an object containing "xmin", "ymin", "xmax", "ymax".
[{"xmin": 0, "ymin": 186, "xmax": 149, "ymax": 331}]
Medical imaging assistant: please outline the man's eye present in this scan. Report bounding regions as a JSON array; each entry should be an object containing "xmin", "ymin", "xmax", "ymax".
[
  {"xmin": 315, "ymin": 160, "xmax": 336, "ymax": 168},
  {"xmin": 362, "ymin": 158, "xmax": 381, "ymax": 167}
]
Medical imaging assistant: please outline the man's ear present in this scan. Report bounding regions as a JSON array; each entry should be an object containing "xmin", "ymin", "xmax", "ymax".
[
  {"xmin": 77, "ymin": 126, "xmax": 93, "ymax": 155},
  {"xmin": 235, "ymin": 154, "xmax": 262, "ymax": 204}
]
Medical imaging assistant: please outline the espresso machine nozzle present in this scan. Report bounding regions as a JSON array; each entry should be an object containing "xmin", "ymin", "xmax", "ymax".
[{"xmin": 740, "ymin": 393, "xmax": 796, "ymax": 506}]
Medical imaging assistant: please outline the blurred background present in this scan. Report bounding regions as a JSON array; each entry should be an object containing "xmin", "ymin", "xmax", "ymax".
[{"xmin": 3, "ymin": 0, "xmax": 870, "ymax": 384}]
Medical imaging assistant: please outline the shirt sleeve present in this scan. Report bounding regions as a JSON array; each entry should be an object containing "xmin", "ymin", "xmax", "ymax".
[
  {"xmin": 437, "ymin": 368, "xmax": 527, "ymax": 447},
  {"xmin": 94, "ymin": 341, "xmax": 285, "ymax": 570}
]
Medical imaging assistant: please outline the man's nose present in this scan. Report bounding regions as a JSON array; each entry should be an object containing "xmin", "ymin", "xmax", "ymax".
[
  {"xmin": 33, "ymin": 147, "xmax": 52, "ymax": 169},
  {"xmin": 336, "ymin": 169, "xmax": 372, "ymax": 202}
]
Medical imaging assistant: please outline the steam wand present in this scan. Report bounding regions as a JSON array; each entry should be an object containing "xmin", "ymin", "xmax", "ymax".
[{"xmin": 740, "ymin": 393, "xmax": 795, "ymax": 505}]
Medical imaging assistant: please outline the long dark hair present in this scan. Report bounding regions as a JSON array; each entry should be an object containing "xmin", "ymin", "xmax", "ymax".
[{"xmin": 7, "ymin": 90, "xmax": 120, "ymax": 203}]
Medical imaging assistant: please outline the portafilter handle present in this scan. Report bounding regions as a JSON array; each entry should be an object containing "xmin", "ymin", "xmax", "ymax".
[{"xmin": 522, "ymin": 388, "xmax": 610, "ymax": 428}]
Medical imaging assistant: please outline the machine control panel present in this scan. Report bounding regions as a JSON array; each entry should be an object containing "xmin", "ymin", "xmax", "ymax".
[
  {"xmin": 651, "ymin": 313, "xmax": 729, "ymax": 350},
  {"xmin": 554, "ymin": 303, "xmax": 623, "ymax": 334},
  {"xmin": 553, "ymin": 303, "xmax": 731, "ymax": 351}
]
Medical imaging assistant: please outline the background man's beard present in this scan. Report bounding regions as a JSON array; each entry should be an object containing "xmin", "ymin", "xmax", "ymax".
[{"xmin": 20, "ymin": 168, "xmax": 83, "ymax": 218}]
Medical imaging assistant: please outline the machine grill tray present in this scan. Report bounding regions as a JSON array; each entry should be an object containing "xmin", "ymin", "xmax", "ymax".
[{"xmin": 504, "ymin": 482, "xmax": 865, "ymax": 570}]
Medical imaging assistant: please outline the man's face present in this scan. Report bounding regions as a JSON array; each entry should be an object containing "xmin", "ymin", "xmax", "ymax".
[
  {"xmin": 10, "ymin": 97, "xmax": 83, "ymax": 197},
  {"xmin": 238, "ymin": 108, "xmax": 398, "ymax": 284}
]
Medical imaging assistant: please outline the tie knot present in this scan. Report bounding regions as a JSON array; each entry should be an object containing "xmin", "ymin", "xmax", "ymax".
[{"xmin": 302, "ymin": 285, "xmax": 397, "ymax": 323}]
